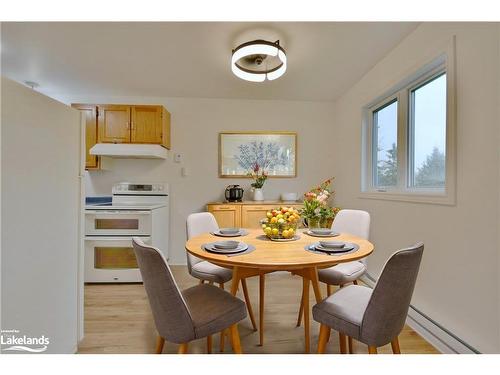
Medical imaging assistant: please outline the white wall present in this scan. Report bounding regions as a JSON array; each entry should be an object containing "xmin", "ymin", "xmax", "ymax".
[
  {"xmin": 55, "ymin": 94, "xmax": 336, "ymax": 265},
  {"xmin": 330, "ymin": 23, "xmax": 500, "ymax": 353},
  {"xmin": 1, "ymin": 78, "xmax": 81, "ymax": 353}
]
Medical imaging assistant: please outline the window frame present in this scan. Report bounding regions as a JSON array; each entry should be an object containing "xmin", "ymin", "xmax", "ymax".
[{"xmin": 361, "ymin": 40, "xmax": 456, "ymax": 205}]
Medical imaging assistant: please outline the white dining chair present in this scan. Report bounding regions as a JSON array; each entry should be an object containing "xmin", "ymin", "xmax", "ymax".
[
  {"xmin": 186, "ymin": 212, "xmax": 257, "ymax": 350},
  {"xmin": 297, "ymin": 209, "xmax": 371, "ymax": 352}
]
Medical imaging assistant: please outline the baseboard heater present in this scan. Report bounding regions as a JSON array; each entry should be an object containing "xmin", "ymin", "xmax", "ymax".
[{"xmin": 360, "ymin": 273, "xmax": 479, "ymax": 354}]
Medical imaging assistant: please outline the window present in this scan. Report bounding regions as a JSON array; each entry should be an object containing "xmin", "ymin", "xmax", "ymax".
[{"xmin": 362, "ymin": 51, "xmax": 456, "ymax": 205}]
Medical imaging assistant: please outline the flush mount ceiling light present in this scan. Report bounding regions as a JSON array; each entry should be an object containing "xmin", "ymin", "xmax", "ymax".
[{"xmin": 231, "ymin": 39, "xmax": 287, "ymax": 82}]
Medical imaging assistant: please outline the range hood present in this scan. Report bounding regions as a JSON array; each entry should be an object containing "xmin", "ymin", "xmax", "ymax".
[{"xmin": 89, "ymin": 144, "xmax": 167, "ymax": 159}]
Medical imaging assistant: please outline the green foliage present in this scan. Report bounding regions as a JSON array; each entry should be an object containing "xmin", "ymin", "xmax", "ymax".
[
  {"xmin": 415, "ymin": 147, "xmax": 445, "ymax": 187},
  {"xmin": 377, "ymin": 142, "xmax": 397, "ymax": 186}
]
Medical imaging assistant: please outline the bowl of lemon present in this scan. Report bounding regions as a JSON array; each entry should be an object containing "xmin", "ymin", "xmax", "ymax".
[{"xmin": 261, "ymin": 206, "xmax": 301, "ymax": 241}]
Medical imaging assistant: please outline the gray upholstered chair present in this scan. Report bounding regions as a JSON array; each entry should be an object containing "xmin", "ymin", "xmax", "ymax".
[
  {"xmin": 313, "ymin": 243, "xmax": 424, "ymax": 354},
  {"xmin": 320, "ymin": 209, "xmax": 371, "ymax": 292},
  {"xmin": 297, "ymin": 209, "xmax": 371, "ymax": 353},
  {"xmin": 132, "ymin": 237, "xmax": 247, "ymax": 354},
  {"xmin": 186, "ymin": 213, "xmax": 257, "ymax": 326}
]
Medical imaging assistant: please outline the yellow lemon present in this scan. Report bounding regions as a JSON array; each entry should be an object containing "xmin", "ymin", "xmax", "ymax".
[
  {"xmin": 266, "ymin": 212, "xmax": 273, "ymax": 219},
  {"xmin": 262, "ymin": 223, "xmax": 267, "ymax": 229},
  {"xmin": 282, "ymin": 229, "xmax": 289, "ymax": 238},
  {"xmin": 288, "ymin": 229, "xmax": 295, "ymax": 236},
  {"xmin": 264, "ymin": 227, "xmax": 272, "ymax": 235},
  {"xmin": 272, "ymin": 228, "xmax": 279, "ymax": 236}
]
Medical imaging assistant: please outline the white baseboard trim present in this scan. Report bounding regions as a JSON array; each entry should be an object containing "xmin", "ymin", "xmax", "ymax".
[{"xmin": 360, "ymin": 273, "xmax": 479, "ymax": 354}]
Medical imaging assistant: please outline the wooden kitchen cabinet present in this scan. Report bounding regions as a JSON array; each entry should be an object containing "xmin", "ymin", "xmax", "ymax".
[
  {"xmin": 72, "ymin": 104, "xmax": 99, "ymax": 169},
  {"xmin": 131, "ymin": 105, "xmax": 170, "ymax": 147},
  {"xmin": 206, "ymin": 204, "xmax": 241, "ymax": 228},
  {"xmin": 98, "ymin": 105, "xmax": 132, "ymax": 144},
  {"xmin": 207, "ymin": 202, "xmax": 303, "ymax": 229},
  {"xmin": 97, "ymin": 104, "xmax": 171, "ymax": 148},
  {"xmin": 241, "ymin": 205, "xmax": 270, "ymax": 229}
]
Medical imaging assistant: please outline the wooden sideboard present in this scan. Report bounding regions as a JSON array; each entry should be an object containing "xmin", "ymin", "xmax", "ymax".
[{"xmin": 207, "ymin": 201, "xmax": 303, "ymax": 229}]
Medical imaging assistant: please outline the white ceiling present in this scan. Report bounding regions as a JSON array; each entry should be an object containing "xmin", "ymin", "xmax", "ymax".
[{"xmin": 1, "ymin": 22, "xmax": 419, "ymax": 102}]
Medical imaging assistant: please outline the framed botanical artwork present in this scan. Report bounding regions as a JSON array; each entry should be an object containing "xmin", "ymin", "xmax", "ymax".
[{"xmin": 219, "ymin": 131, "xmax": 297, "ymax": 178}]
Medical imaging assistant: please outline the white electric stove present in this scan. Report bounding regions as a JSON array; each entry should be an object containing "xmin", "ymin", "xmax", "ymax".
[{"xmin": 84, "ymin": 182, "xmax": 169, "ymax": 283}]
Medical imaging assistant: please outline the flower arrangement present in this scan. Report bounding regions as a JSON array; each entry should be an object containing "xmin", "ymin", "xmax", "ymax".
[
  {"xmin": 301, "ymin": 178, "xmax": 340, "ymax": 228},
  {"xmin": 247, "ymin": 163, "xmax": 268, "ymax": 189}
]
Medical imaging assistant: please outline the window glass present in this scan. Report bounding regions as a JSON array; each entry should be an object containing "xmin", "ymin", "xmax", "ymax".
[
  {"xmin": 410, "ymin": 73, "xmax": 447, "ymax": 188},
  {"xmin": 373, "ymin": 99, "xmax": 398, "ymax": 187}
]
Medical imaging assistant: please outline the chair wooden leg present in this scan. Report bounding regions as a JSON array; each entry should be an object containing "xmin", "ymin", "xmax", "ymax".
[
  {"xmin": 368, "ymin": 346, "xmax": 378, "ymax": 354},
  {"xmin": 317, "ymin": 324, "xmax": 330, "ymax": 354},
  {"xmin": 326, "ymin": 284, "xmax": 333, "ymax": 296},
  {"xmin": 339, "ymin": 333, "xmax": 347, "ymax": 354},
  {"xmin": 178, "ymin": 343, "xmax": 189, "ymax": 354},
  {"xmin": 296, "ymin": 289, "xmax": 304, "ymax": 327},
  {"xmin": 348, "ymin": 336, "xmax": 354, "ymax": 353},
  {"xmin": 303, "ymin": 277, "xmax": 311, "ymax": 353},
  {"xmin": 206, "ymin": 335, "xmax": 212, "ymax": 354},
  {"xmin": 199, "ymin": 280, "xmax": 204, "ymax": 285},
  {"xmin": 219, "ymin": 282, "xmax": 224, "ymax": 289},
  {"xmin": 229, "ymin": 324, "xmax": 242, "ymax": 354},
  {"xmin": 241, "ymin": 278, "xmax": 257, "ymax": 332},
  {"xmin": 325, "ymin": 326, "xmax": 331, "ymax": 343},
  {"xmin": 391, "ymin": 337, "xmax": 401, "ymax": 354},
  {"xmin": 219, "ymin": 330, "xmax": 225, "ymax": 352},
  {"xmin": 353, "ymin": 280, "xmax": 358, "ymax": 285},
  {"xmin": 259, "ymin": 274, "xmax": 265, "ymax": 345},
  {"xmin": 155, "ymin": 336, "xmax": 165, "ymax": 354},
  {"xmin": 208, "ymin": 281, "xmax": 214, "ymax": 285}
]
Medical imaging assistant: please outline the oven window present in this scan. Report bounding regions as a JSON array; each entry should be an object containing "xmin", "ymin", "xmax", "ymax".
[
  {"xmin": 94, "ymin": 247, "xmax": 139, "ymax": 269},
  {"xmin": 95, "ymin": 219, "xmax": 139, "ymax": 230}
]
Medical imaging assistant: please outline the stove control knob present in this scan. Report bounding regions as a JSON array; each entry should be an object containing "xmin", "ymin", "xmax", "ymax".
[{"xmin": 159, "ymin": 185, "xmax": 163, "ymax": 191}]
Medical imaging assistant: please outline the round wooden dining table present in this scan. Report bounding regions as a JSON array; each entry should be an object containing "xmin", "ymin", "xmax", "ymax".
[{"xmin": 185, "ymin": 228, "xmax": 374, "ymax": 353}]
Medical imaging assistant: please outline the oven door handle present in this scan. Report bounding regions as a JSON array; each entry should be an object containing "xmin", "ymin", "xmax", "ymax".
[
  {"xmin": 85, "ymin": 210, "xmax": 151, "ymax": 215},
  {"xmin": 84, "ymin": 236, "xmax": 151, "ymax": 241}
]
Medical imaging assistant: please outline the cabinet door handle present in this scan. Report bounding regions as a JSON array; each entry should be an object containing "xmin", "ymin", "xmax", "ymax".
[{"xmin": 218, "ymin": 207, "xmax": 231, "ymax": 210}]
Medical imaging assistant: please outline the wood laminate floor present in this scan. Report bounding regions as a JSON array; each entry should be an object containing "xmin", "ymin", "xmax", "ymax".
[{"xmin": 78, "ymin": 266, "xmax": 439, "ymax": 354}]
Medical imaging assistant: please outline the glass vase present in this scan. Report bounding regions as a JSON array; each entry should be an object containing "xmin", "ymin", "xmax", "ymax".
[{"xmin": 307, "ymin": 217, "xmax": 320, "ymax": 229}]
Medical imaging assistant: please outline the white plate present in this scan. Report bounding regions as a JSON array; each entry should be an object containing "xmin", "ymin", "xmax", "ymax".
[
  {"xmin": 319, "ymin": 241, "xmax": 345, "ymax": 248},
  {"xmin": 204, "ymin": 243, "xmax": 249, "ymax": 254},
  {"xmin": 211, "ymin": 229, "xmax": 248, "ymax": 237},
  {"xmin": 213, "ymin": 240, "xmax": 240, "ymax": 249},
  {"xmin": 219, "ymin": 228, "xmax": 240, "ymax": 235},
  {"xmin": 314, "ymin": 243, "xmax": 355, "ymax": 253},
  {"xmin": 306, "ymin": 230, "xmax": 340, "ymax": 238}
]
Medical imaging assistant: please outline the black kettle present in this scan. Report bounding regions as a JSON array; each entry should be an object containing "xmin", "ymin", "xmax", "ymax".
[{"xmin": 225, "ymin": 185, "xmax": 244, "ymax": 202}]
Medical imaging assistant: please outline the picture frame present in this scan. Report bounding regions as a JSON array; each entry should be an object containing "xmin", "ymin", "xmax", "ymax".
[{"xmin": 219, "ymin": 131, "xmax": 297, "ymax": 178}]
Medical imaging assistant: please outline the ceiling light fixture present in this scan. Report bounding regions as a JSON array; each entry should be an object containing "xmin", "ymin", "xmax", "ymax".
[{"xmin": 231, "ymin": 39, "xmax": 287, "ymax": 82}]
